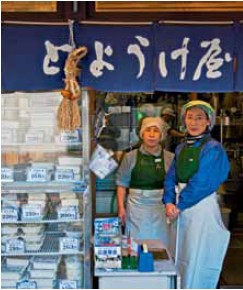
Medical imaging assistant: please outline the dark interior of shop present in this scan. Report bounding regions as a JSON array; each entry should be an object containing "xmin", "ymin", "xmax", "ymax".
[{"xmin": 93, "ymin": 90, "xmax": 243, "ymax": 288}]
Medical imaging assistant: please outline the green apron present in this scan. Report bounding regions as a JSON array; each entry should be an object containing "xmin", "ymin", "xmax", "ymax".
[
  {"xmin": 173, "ymin": 137, "xmax": 230, "ymax": 288},
  {"xmin": 126, "ymin": 150, "xmax": 169, "ymax": 245},
  {"xmin": 176, "ymin": 137, "xmax": 210, "ymax": 183},
  {"xmin": 130, "ymin": 150, "xmax": 165, "ymax": 189}
]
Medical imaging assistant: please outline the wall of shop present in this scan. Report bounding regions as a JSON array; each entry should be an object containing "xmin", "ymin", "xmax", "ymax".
[
  {"xmin": 2, "ymin": 1, "xmax": 243, "ymax": 22},
  {"xmin": 2, "ymin": 0, "xmax": 243, "ymax": 227}
]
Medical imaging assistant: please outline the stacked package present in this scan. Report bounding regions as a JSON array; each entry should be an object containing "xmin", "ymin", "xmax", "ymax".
[
  {"xmin": 20, "ymin": 194, "xmax": 47, "ymax": 251},
  {"xmin": 1, "ymin": 257, "xmax": 29, "ymax": 288},
  {"xmin": 1, "ymin": 193, "xmax": 20, "ymax": 220},
  {"xmin": 64, "ymin": 255, "xmax": 83, "ymax": 287},
  {"xmin": 57, "ymin": 192, "xmax": 82, "ymax": 221},
  {"xmin": 1, "ymin": 93, "xmax": 27, "ymax": 144},
  {"xmin": 56, "ymin": 157, "xmax": 83, "ymax": 181},
  {"xmin": 1, "ymin": 224, "xmax": 46, "ymax": 254},
  {"xmin": 26, "ymin": 162, "xmax": 54, "ymax": 182},
  {"xmin": 21, "ymin": 193, "xmax": 48, "ymax": 222},
  {"xmin": 28, "ymin": 256, "xmax": 60, "ymax": 288},
  {"xmin": 27, "ymin": 92, "xmax": 61, "ymax": 144}
]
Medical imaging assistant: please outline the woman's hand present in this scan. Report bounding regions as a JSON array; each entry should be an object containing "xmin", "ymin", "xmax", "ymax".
[
  {"xmin": 165, "ymin": 203, "xmax": 180, "ymax": 221},
  {"xmin": 118, "ymin": 206, "xmax": 126, "ymax": 226},
  {"xmin": 117, "ymin": 186, "xmax": 127, "ymax": 226}
]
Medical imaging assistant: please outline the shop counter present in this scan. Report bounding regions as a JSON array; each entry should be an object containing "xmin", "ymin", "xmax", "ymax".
[{"xmin": 95, "ymin": 240, "xmax": 181, "ymax": 289}]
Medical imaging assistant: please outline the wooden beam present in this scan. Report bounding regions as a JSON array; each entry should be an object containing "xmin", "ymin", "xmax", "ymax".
[
  {"xmin": 1, "ymin": 1, "xmax": 57, "ymax": 12},
  {"xmin": 95, "ymin": 1, "xmax": 243, "ymax": 12}
]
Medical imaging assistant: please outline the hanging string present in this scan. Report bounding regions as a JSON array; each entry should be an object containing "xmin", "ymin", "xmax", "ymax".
[{"xmin": 68, "ymin": 19, "xmax": 76, "ymax": 49}]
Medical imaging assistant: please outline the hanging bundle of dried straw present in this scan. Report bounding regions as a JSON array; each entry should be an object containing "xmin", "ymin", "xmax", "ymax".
[{"xmin": 57, "ymin": 46, "xmax": 88, "ymax": 131}]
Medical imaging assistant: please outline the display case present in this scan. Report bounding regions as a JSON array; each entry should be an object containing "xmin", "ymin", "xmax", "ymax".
[{"xmin": 1, "ymin": 90, "xmax": 92, "ymax": 289}]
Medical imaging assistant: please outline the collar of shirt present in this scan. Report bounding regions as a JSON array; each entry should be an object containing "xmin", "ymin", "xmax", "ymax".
[{"xmin": 139, "ymin": 144, "xmax": 162, "ymax": 157}]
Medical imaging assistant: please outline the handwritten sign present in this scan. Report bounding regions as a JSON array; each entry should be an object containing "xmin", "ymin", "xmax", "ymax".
[
  {"xmin": 16, "ymin": 281, "xmax": 37, "ymax": 289},
  {"xmin": 57, "ymin": 206, "xmax": 78, "ymax": 220},
  {"xmin": 6, "ymin": 238, "xmax": 25, "ymax": 253},
  {"xmin": 21, "ymin": 205, "xmax": 42, "ymax": 220},
  {"xmin": 55, "ymin": 169, "xmax": 74, "ymax": 182},
  {"xmin": 27, "ymin": 168, "xmax": 48, "ymax": 182},
  {"xmin": 59, "ymin": 130, "xmax": 81, "ymax": 144},
  {"xmin": 1, "ymin": 167, "xmax": 14, "ymax": 182},
  {"xmin": 59, "ymin": 237, "xmax": 79, "ymax": 252},
  {"xmin": 25, "ymin": 132, "xmax": 44, "ymax": 144},
  {"xmin": 59, "ymin": 280, "xmax": 78, "ymax": 289},
  {"xmin": 2, "ymin": 207, "xmax": 18, "ymax": 222}
]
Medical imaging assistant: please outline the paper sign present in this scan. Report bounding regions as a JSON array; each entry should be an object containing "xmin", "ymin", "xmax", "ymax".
[
  {"xmin": 27, "ymin": 168, "xmax": 48, "ymax": 182},
  {"xmin": 16, "ymin": 281, "xmax": 37, "ymax": 289},
  {"xmin": 25, "ymin": 132, "xmax": 44, "ymax": 144},
  {"xmin": 6, "ymin": 238, "xmax": 25, "ymax": 253},
  {"xmin": 59, "ymin": 130, "xmax": 81, "ymax": 144},
  {"xmin": 22, "ymin": 205, "xmax": 42, "ymax": 220},
  {"xmin": 58, "ymin": 206, "xmax": 78, "ymax": 220},
  {"xmin": 89, "ymin": 145, "xmax": 118, "ymax": 179},
  {"xmin": 59, "ymin": 238, "xmax": 79, "ymax": 252},
  {"xmin": 1, "ymin": 130, "xmax": 13, "ymax": 144},
  {"xmin": 1, "ymin": 167, "xmax": 14, "ymax": 182},
  {"xmin": 2, "ymin": 207, "xmax": 18, "ymax": 222},
  {"xmin": 55, "ymin": 169, "xmax": 74, "ymax": 182},
  {"xmin": 59, "ymin": 280, "xmax": 78, "ymax": 289}
]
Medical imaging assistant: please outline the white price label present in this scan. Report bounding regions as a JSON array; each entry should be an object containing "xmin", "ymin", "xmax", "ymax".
[
  {"xmin": 27, "ymin": 168, "xmax": 48, "ymax": 182},
  {"xmin": 22, "ymin": 205, "xmax": 42, "ymax": 220},
  {"xmin": 55, "ymin": 169, "xmax": 74, "ymax": 182},
  {"xmin": 59, "ymin": 280, "xmax": 78, "ymax": 289},
  {"xmin": 6, "ymin": 238, "xmax": 25, "ymax": 253},
  {"xmin": 25, "ymin": 132, "xmax": 44, "ymax": 144},
  {"xmin": 59, "ymin": 130, "xmax": 80, "ymax": 144},
  {"xmin": 58, "ymin": 206, "xmax": 77, "ymax": 220},
  {"xmin": 16, "ymin": 281, "xmax": 37, "ymax": 289},
  {"xmin": 1, "ymin": 167, "xmax": 14, "ymax": 182},
  {"xmin": 2, "ymin": 207, "xmax": 18, "ymax": 222},
  {"xmin": 1, "ymin": 130, "xmax": 13, "ymax": 144},
  {"xmin": 59, "ymin": 238, "xmax": 79, "ymax": 252}
]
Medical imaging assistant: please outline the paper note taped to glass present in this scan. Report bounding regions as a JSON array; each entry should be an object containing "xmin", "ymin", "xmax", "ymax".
[{"xmin": 89, "ymin": 144, "xmax": 118, "ymax": 179}]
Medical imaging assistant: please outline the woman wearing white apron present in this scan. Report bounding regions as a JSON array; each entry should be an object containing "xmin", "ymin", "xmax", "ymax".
[
  {"xmin": 163, "ymin": 100, "xmax": 230, "ymax": 289},
  {"xmin": 116, "ymin": 117, "xmax": 173, "ymax": 247}
]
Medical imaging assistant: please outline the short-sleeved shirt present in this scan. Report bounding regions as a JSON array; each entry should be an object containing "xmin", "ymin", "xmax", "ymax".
[{"xmin": 116, "ymin": 145, "xmax": 174, "ymax": 188}]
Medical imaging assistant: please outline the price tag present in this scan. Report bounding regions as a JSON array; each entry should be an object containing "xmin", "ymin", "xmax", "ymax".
[
  {"xmin": 59, "ymin": 130, "xmax": 80, "ymax": 144},
  {"xmin": 6, "ymin": 238, "xmax": 25, "ymax": 253},
  {"xmin": 59, "ymin": 280, "xmax": 78, "ymax": 289},
  {"xmin": 16, "ymin": 281, "xmax": 37, "ymax": 289},
  {"xmin": 27, "ymin": 168, "xmax": 48, "ymax": 182},
  {"xmin": 1, "ymin": 167, "xmax": 14, "ymax": 182},
  {"xmin": 1, "ymin": 130, "xmax": 13, "ymax": 144},
  {"xmin": 58, "ymin": 206, "xmax": 77, "ymax": 220},
  {"xmin": 59, "ymin": 238, "xmax": 79, "ymax": 252},
  {"xmin": 21, "ymin": 204, "xmax": 42, "ymax": 220},
  {"xmin": 25, "ymin": 132, "xmax": 44, "ymax": 144},
  {"xmin": 2, "ymin": 207, "xmax": 18, "ymax": 222},
  {"xmin": 55, "ymin": 169, "xmax": 74, "ymax": 182}
]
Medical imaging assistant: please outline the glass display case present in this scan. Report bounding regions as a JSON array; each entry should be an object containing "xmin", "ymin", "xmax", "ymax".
[{"xmin": 1, "ymin": 90, "xmax": 92, "ymax": 289}]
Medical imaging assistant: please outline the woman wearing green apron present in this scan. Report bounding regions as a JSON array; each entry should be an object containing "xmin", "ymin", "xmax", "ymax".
[
  {"xmin": 116, "ymin": 117, "xmax": 173, "ymax": 247},
  {"xmin": 163, "ymin": 100, "xmax": 230, "ymax": 289}
]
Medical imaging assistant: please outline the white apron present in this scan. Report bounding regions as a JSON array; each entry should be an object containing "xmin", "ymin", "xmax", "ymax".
[
  {"xmin": 174, "ymin": 183, "xmax": 230, "ymax": 289},
  {"xmin": 126, "ymin": 188, "xmax": 169, "ymax": 247}
]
